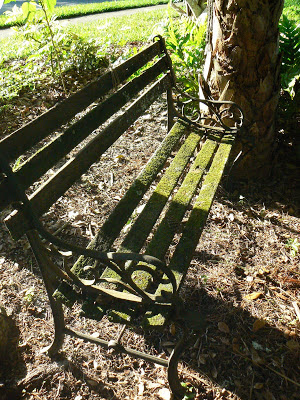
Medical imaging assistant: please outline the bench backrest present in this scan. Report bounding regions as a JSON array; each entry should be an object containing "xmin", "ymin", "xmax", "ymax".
[{"xmin": 0, "ymin": 38, "xmax": 173, "ymax": 240}]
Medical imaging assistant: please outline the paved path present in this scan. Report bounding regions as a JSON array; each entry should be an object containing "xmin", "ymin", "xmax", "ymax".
[{"xmin": 0, "ymin": 3, "xmax": 167, "ymax": 38}]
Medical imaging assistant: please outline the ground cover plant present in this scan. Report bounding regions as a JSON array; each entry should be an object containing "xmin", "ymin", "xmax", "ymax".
[{"xmin": 0, "ymin": 2, "xmax": 299, "ymax": 400}]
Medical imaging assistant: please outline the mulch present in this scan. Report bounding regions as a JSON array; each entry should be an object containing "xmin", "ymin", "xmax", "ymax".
[{"xmin": 0, "ymin": 62, "xmax": 299, "ymax": 400}]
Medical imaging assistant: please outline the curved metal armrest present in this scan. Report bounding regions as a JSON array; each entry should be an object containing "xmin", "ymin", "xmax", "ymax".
[{"xmin": 174, "ymin": 88, "xmax": 244, "ymax": 133}]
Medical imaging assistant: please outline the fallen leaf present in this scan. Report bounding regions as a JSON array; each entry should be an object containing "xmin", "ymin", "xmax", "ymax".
[
  {"xmin": 254, "ymin": 383, "xmax": 264, "ymax": 390},
  {"xmin": 244, "ymin": 292, "xmax": 263, "ymax": 300},
  {"xmin": 157, "ymin": 387, "xmax": 172, "ymax": 400},
  {"xmin": 228, "ymin": 213, "xmax": 234, "ymax": 222},
  {"xmin": 198, "ymin": 354, "xmax": 207, "ymax": 365},
  {"xmin": 211, "ymin": 365, "xmax": 218, "ymax": 378},
  {"xmin": 169, "ymin": 323, "xmax": 176, "ymax": 336},
  {"xmin": 251, "ymin": 348, "xmax": 265, "ymax": 365},
  {"xmin": 263, "ymin": 389, "xmax": 276, "ymax": 400},
  {"xmin": 253, "ymin": 319, "xmax": 266, "ymax": 332},
  {"xmin": 138, "ymin": 381, "xmax": 144, "ymax": 396},
  {"xmin": 218, "ymin": 322, "xmax": 230, "ymax": 333}
]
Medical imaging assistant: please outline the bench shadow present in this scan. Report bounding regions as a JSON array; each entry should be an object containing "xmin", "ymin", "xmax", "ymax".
[
  {"xmin": 157, "ymin": 280, "xmax": 299, "ymax": 400},
  {"xmin": 1, "ymin": 181, "xmax": 299, "ymax": 400}
]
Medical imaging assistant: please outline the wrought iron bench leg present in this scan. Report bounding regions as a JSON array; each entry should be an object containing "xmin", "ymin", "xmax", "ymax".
[
  {"xmin": 26, "ymin": 230, "xmax": 65, "ymax": 356},
  {"xmin": 168, "ymin": 329, "xmax": 190, "ymax": 399}
]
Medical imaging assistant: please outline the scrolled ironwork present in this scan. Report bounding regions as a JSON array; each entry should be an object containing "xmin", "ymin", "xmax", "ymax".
[{"xmin": 174, "ymin": 89, "xmax": 244, "ymax": 133}]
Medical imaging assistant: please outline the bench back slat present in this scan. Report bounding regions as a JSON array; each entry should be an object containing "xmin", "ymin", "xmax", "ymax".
[
  {"xmin": 0, "ymin": 56, "xmax": 169, "ymax": 211},
  {"xmin": 5, "ymin": 73, "xmax": 172, "ymax": 239},
  {"xmin": 0, "ymin": 41, "xmax": 162, "ymax": 162}
]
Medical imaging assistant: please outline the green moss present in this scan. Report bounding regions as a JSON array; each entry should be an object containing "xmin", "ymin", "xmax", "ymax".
[
  {"xmin": 154, "ymin": 135, "xmax": 235, "ymax": 296},
  {"xmin": 143, "ymin": 310, "xmax": 167, "ymax": 328},
  {"xmin": 121, "ymin": 130, "xmax": 203, "ymax": 253},
  {"xmin": 53, "ymin": 281, "xmax": 81, "ymax": 308},
  {"xmin": 108, "ymin": 310, "xmax": 132, "ymax": 323},
  {"xmin": 146, "ymin": 138, "xmax": 217, "ymax": 260}
]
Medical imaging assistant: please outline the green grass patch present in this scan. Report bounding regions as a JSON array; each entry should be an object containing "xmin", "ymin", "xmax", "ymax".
[
  {"xmin": 0, "ymin": 0, "xmax": 169, "ymax": 29},
  {"xmin": 64, "ymin": 8, "xmax": 171, "ymax": 45}
]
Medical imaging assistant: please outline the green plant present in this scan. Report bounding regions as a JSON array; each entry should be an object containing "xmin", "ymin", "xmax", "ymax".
[
  {"xmin": 0, "ymin": 0, "xmax": 109, "ymax": 102},
  {"xmin": 23, "ymin": 287, "xmax": 35, "ymax": 304},
  {"xmin": 164, "ymin": 11, "xmax": 206, "ymax": 95},
  {"xmin": 279, "ymin": 14, "xmax": 300, "ymax": 96},
  {"xmin": 286, "ymin": 238, "xmax": 299, "ymax": 257}
]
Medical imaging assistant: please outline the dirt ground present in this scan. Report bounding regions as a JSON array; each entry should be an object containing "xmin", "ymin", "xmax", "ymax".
[{"xmin": 0, "ymin": 58, "xmax": 299, "ymax": 400}]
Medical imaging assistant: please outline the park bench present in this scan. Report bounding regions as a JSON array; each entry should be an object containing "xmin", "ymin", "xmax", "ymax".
[{"xmin": 0, "ymin": 36, "xmax": 243, "ymax": 397}]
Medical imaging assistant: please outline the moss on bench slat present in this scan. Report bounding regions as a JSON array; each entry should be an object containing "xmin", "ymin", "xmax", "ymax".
[
  {"xmin": 145, "ymin": 138, "xmax": 217, "ymax": 261},
  {"xmin": 143, "ymin": 135, "xmax": 234, "ymax": 328},
  {"xmin": 120, "ymin": 130, "xmax": 203, "ymax": 253}
]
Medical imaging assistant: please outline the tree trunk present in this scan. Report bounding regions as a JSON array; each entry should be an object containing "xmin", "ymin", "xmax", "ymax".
[{"xmin": 203, "ymin": 0, "xmax": 284, "ymax": 178}]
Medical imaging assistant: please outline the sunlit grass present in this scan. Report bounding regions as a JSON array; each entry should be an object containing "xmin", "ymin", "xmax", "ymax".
[
  {"xmin": 0, "ymin": 0, "xmax": 169, "ymax": 29},
  {"xmin": 63, "ymin": 8, "xmax": 171, "ymax": 45}
]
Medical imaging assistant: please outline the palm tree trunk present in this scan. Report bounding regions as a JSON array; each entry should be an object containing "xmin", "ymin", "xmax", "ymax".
[{"xmin": 203, "ymin": 0, "xmax": 284, "ymax": 178}]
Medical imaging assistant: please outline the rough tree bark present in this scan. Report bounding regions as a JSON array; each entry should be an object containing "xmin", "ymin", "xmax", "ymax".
[{"xmin": 202, "ymin": 0, "xmax": 284, "ymax": 178}]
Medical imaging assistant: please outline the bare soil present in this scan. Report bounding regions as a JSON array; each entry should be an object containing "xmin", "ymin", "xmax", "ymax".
[{"xmin": 0, "ymin": 62, "xmax": 299, "ymax": 400}]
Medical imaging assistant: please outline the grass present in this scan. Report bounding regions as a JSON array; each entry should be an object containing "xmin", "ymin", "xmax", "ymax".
[
  {"xmin": 63, "ymin": 8, "xmax": 171, "ymax": 45},
  {"xmin": 0, "ymin": 0, "xmax": 169, "ymax": 29}
]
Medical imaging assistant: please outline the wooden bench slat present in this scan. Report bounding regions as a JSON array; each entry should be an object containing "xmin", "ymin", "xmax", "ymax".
[
  {"xmin": 0, "ymin": 57, "xmax": 169, "ymax": 211},
  {"xmin": 143, "ymin": 136, "xmax": 234, "ymax": 328},
  {"xmin": 102, "ymin": 138, "xmax": 218, "ymax": 324},
  {"xmin": 6, "ymin": 74, "xmax": 172, "ymax": 240},
  {"xmin": 0, "ymin": 41, "xmax": 162, "ymax": 162},
  {"xmin": 145, "ymin": 138, "xmax": 218, "ymax": 261},
  {"xmin": 119, "ymin": 130, "xmax": 203, "ymax": 254}
]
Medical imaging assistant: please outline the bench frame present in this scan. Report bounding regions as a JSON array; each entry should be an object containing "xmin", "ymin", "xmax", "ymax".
[{"xmin": 0, "ymin": 36, "xmax": 243, "ymax": 398}]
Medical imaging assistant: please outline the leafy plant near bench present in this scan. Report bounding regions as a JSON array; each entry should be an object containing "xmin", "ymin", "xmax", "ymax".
[
  {"xmin": 1, "ymin": 0, "xmax": 108, "ymax": 101},
  {"xmin": 279, "ymin": 14, "xmax": 300, "ymax": 96},
  {"xmin": 163, "ymin": 11, "xmax": 206, "ymax": 96}
]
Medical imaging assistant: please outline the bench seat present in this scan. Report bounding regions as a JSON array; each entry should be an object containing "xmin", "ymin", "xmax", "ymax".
[{"xmin": 54, "ymin": 120, "xmax": 234, "ymax": 330}]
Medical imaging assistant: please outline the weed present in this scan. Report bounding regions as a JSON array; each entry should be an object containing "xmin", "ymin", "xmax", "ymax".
[
  {"xmin": 23, "ymin": 287, "xmax": 35, "ymax": 304},
  {"xmin": 286, "ymin": 238, "xmax": 299, "ymax": 257}
]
